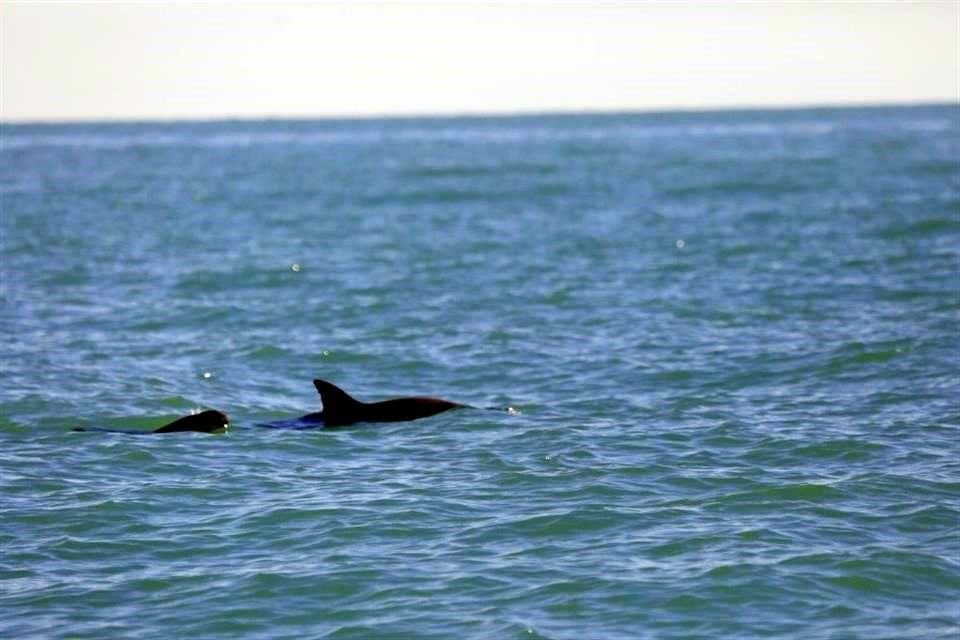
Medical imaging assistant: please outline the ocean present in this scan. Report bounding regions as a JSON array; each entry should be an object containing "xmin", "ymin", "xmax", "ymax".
[{"xmin": 1, "ymin": 105, "xmax": 958, "ymax": 638}]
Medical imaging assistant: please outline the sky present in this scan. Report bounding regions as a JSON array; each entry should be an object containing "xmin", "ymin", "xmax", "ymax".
[{"xmin": 2, "ymin": 1, "xmax": 958, "ymax": 122}]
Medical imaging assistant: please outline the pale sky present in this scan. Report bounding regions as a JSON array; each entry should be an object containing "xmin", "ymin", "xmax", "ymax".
[{"xmin": 2, "ymin": 2, "xmax": 958, "ymax": 122}]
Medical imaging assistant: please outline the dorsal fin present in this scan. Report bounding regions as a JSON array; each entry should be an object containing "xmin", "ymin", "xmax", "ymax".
[{"xmin": 313, "ymin": 379, "xmax": 363, "ymax": 425}]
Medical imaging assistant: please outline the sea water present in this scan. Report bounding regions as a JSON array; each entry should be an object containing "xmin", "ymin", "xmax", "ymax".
[{"xmin": 1, "ymin": 106, "xmax": 958, "ymax": 638}]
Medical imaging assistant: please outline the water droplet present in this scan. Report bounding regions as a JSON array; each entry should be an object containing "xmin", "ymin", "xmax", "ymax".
[{"xmin": 675, "ymin": 239, "xmax": 685, "ymax": 249}]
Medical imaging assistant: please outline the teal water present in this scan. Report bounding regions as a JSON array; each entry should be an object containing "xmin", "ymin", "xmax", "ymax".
[{"xmin": 2, "ymin": 105, "xmax": 959, "ymax": 638}]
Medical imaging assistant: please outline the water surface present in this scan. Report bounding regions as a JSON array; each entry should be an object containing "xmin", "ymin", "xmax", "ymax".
[{"xmin": 2, "ymin": 105, "xmax": 959, "ymax": 638}]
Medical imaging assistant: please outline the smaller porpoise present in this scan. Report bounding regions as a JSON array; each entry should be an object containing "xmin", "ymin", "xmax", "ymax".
[
  {"xmin": 301, "ymin": 379, "xmax": 464, "ymax": 427},
  {"xmin": 72, "ymin": 410, "xmax": 229, "ymax": 435}
]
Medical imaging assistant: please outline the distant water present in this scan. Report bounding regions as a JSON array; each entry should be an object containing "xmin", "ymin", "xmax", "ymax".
[{"xmin": 2, "ymin": 105, "xmax": 958, "ymax": 639}]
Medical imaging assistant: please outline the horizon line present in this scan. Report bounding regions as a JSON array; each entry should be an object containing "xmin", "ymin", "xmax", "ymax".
[{"xmin": 1, "ymin": 99, "xmax": 956, "ymax": 127}]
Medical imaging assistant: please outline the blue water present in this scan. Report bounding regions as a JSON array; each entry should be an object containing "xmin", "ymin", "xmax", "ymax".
[{"xmin": 2, "ymin": 105, "xmax": 959, "ymax": 638}]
